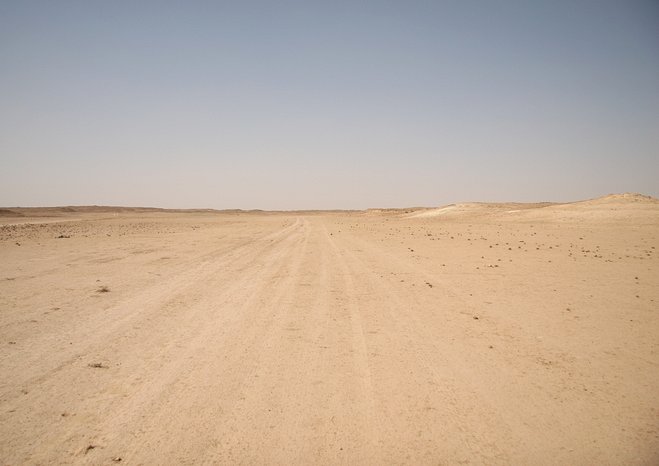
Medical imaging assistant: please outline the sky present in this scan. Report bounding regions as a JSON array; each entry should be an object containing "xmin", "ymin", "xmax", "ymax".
[{"xmin": 1, "ymin": 1, "xmax": 658, "ymax": 210}]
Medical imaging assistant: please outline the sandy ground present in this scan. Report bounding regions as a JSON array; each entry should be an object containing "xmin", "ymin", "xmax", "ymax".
[{"xmin": 1, "ymin": 195, "xmax": 658, "ymax": 465}]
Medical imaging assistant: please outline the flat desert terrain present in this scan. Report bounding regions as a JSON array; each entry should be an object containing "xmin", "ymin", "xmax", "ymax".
[{"xmin": 1, "ymin": 194, "xmax": 658, "ymax": 465}]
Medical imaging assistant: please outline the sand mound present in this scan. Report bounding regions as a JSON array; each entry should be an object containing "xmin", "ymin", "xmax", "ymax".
[
  {"xmin": 405, "ymin": 193, "xmax": 658, "ymax": 222},
  {"xmin": 407, "ymin": 205, "xmax": 460, "ymax": 218},
  {"xmin": 504, "ymin": 193, "xmax": 659, "ymax": 224},
  {"xmin": 406, "ymin": 202, "xmax": 554, "ymax": 219},
  {"xmin": 572, "ymin": 193, "xmax": 659, "ymax": 206}
]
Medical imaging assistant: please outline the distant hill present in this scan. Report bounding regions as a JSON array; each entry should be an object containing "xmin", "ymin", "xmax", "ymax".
[
  {"xmin": 0, "ymin": 209, "xmax": 23, "ymax": 217},
  {"xmin": 0, "ymin": 206, "xmax": 228, "ymax": 217},
  {"xmin": 2, "ymin": 194, "xmax": 657, "ymax": 218}
]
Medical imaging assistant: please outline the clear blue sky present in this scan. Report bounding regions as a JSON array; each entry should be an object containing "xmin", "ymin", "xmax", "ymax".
[{"xmin": 1, "ymin": 1, "xmax": 658, "ymax": 209}]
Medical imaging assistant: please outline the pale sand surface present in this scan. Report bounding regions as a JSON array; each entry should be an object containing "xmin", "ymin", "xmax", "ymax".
[{"xmin": 1, "ymin": 195, "xmax": 658, "ymax": 464}]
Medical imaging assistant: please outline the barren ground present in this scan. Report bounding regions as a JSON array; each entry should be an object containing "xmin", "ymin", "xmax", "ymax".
[{"xmin": 1, "ymin": 196, "xmax": 658, "ymax": 464}]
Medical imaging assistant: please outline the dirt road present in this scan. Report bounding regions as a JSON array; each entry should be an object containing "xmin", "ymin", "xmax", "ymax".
[{"xmin": 1, "ymin": 200, "xmax": 658, "ymax": 464}]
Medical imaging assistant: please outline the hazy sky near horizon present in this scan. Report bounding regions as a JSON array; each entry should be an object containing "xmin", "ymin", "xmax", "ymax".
[{"xmin": 1, "ymin": 1, "xmax": 658, "ymax": 209}]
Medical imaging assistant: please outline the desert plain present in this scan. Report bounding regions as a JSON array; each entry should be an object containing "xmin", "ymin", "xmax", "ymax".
[{"xmin": 0, "ymin": 194, "xmax": 658, "ymax": 465}]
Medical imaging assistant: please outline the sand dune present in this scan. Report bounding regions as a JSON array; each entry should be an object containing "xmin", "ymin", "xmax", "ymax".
[
  {"xmin": 406, "ymin": 193, "xmax": 658, "ymax": 221},
  {"xmin": 1, "ymin": 195, "xmax": 658, "ymax": 464}
]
